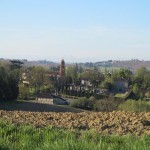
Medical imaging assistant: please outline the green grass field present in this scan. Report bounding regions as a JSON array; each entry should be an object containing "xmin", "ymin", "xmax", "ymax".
[{"xmin": 0, "ymin": 120, "xmax": 149, "ymax": 150}]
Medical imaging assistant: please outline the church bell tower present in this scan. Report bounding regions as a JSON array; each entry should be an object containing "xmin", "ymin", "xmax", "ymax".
[{"xmin": 60, "ymin": 59, "xmax": 65, "ymax": 77}]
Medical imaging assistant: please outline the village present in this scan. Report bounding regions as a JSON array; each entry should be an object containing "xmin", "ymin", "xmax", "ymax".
[{"xmin": 19, "ymin": 59, "xmax": 150, "ymax": 108}]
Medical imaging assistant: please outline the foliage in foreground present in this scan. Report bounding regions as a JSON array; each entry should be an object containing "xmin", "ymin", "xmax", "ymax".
[{"xmin": 0, "ymin": 120, "xmax": 150, "ymax": 150}]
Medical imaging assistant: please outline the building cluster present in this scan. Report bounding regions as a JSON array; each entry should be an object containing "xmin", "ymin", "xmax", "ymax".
[{"xmin": 21, "ymin": 59, "xmax": 132, "ymax": 104}]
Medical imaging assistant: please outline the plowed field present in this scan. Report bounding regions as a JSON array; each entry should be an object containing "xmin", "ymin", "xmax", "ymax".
[{"xmin": 0, "ymin": 110, "xmax": 149, "ymax": 135}]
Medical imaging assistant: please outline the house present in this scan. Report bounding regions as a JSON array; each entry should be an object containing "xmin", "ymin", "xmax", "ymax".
[
  {"xmin": 21, "ymin": 71, "xmax": 30, "ymax": 85},
  {"xmin": 114, "ymin": 78, "xmax": 129, "ymax": 92},
  {"xmin": 47, "ymin": 71, "xmax": 60, "ymax": 77},
  {"xmin": 81, "ymin": 78, "xmax": 93, "ymax": 87},
  {"xmin": 95, "ymin": 88, "xmax": 109, "ymax": 94},
  {"xmin": 36, "ymin": 93, "xmax": 69, "ymax": 105},
  {"xmin": 36, "ymin": 93, "xmax": 53, "ymax": 104}
]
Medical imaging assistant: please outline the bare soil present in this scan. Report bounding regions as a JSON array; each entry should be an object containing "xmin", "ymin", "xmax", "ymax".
[
  {"xmin": 0, "ymin": 101, "xmax": 150, "ymax": 135},
  {"xmin": 0, "ymin": 109, "xmax": 149, "ymax": 136}
]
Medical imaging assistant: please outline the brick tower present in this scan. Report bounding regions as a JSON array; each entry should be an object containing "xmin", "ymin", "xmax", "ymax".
[{"xmin": 60, "ymin": 59, "xmax": 65, "ymax": 77}]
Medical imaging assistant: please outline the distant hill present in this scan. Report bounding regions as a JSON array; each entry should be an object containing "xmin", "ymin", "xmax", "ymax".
[
  {"xmin": 0, "ymin": 58, "xmax": 150, "ymax": 71},
  {"xmin": 78, "ymin": 60, "xmax": 150, "ymax": 72},
  {"xmin": 112, "ymin": 60, "xmax": 150, "ymax": 71},
  {"xmin": 24, "ymin": 60, "xmax": 58, "ymax": 68}
]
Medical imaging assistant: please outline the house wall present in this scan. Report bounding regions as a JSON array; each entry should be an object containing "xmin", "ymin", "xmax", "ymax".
[
  {"xmin": 37, "ymin": 98, "xmax": 53, "ymax": 104},
  {"xmin": 37, "ymin": 98, "xmax": 67, "ymax": 105}
]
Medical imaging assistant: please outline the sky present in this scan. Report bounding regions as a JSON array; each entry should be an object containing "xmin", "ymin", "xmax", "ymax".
[{"xmin": 0, "ymin": 0, "xmax": 150, "ymax": 62}]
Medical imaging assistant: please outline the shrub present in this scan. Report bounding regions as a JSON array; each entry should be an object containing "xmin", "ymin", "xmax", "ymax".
[
  {"xmin": 93, "ymin": 99, "xmax": 122, "ymax": 112},
  {"xmin": 118, "ymin": 99, "xmax": 150, "ymax": 112},
  {"xmin": 89, "ymin": 96, "xmax": 96, "ymax": 101},
  {"xmin": 19, "ymin": 84, "xmax": 30, "ymax": 100},
  {"xmin": 71, "ymin": 97, "xmax": 94, "ymax": 110},
  {"xmin": 94, "ymin": 94, "xmax": 108, "ymax": 100}
]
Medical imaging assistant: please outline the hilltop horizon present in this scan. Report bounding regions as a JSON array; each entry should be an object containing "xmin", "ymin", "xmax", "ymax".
[{"xmin": 0, "ymin": 57, "xmax": 150, "ymax": 63}]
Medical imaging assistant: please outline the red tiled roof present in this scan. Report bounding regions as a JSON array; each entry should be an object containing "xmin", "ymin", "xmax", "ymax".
[{"xmin": 46, "ymin": 72, "xmax": 60, "ymax": 76}]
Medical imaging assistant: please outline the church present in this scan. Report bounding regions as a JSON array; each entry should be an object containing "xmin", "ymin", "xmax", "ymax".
[
  {"xmin": 48, "ymin": 59, "xmax": 65, "ymax": 78},
  {"xmin": 36, "ymin": 59, "xmax": 69, "ymax": 104}
]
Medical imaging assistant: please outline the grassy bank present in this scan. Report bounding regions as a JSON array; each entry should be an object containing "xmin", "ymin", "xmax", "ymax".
[
  {"xmin": 71, "ymin": 97, "xmax": 150, "ymax": 112},
  {"xmin": 118, "ymin": 99, "xmax": 150, "ymax": 112},
  {"xmin": 0, "ymin": 120, "xmax": 149, "ymax": 150}
]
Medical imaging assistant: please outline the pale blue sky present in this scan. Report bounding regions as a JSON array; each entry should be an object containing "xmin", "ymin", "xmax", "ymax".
[{"xmin": 0, "ymin": 0, "xmax": 150, "ymax": 62}]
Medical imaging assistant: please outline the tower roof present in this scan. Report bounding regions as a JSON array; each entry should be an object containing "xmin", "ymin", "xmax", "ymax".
[{"xmin": 61, "ymin": 59, "xmax": 65, "ymax": 62}]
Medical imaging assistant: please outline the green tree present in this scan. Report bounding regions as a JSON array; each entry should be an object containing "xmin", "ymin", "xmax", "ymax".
[
  {"xmin": 133, "ymin": 83, "xmax": 140, "ymax": 95},
  {"xmin": 10, "ymin": 60, "xmax": 24, "ymax": 70},
  {"xmin": 28, "ymin": 66, "xmax": 47, "ymax": 93},
  {"xmin": 66, "ymin": 66, "xmax": 78, "ymax": 85},
  {"xmin": 19, "ymin": 84, "xmax": 29, "ymax": 100},
  {"xmin": 112, "ymin": 68, "xmax": 133, "ymax": 81},
  {"xmin": 0, "ymin": 66, "xmax": 19, "ymax": 101},
  {"xmin": 135, "ymin": 67, "xmax": 150, "ymax": 90},
  {"xmin": 80, "ymin": 69, "xmax": 104, "ymax": 88}
]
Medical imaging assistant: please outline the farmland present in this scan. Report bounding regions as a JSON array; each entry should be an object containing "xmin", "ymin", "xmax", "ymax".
[
  {"xmin": 0, "ymin": 110, "xmax": 150, "ymax": 150},
  {"xmin": 0, "ymin": 101, "xmax": 150, "ymax": 149},
  {"xmin": 0, "ymin": 98, "xmax": 150, "ymax": 150},
  {"xmin": 0, "ymin": 110, "xmax": 149, "ymax": 136}
]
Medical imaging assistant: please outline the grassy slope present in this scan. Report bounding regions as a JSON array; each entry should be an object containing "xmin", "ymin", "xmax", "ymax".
[
  {"xmin": 0, "ymin": 120, "xmax": 149, "ymax": 150},
  {"xmin": 0, "ymin": 100, "xmax": 84, "ymax": 113}
]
